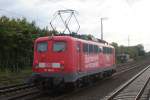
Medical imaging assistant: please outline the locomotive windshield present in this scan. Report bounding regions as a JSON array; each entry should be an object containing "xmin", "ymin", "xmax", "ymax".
[
  {"xmin": 53, "ymin": 42, "xmax": 66, "ymax": 52},
  {"xmin": 37, "ymin": 42, "xmax": 48, "ymax": 52}
]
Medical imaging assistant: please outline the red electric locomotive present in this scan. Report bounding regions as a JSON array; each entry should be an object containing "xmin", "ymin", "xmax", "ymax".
[
  {"xmin": 29, "ymin": 10, "xmax": 116, "ymax": 89},
  {"xmin": 30, "ymin": 35, "xmax": 116, "ymax": 89}
]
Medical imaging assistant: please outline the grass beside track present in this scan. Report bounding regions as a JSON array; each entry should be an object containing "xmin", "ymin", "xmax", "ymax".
[{"xmin": 0, "ymin": 68, "xmax": 32, "ymax": 86}]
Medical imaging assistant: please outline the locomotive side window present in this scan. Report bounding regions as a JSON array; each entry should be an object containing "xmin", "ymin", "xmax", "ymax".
[
  {"xmin": 37, "ymin": 42, "xmax": 48, "ymax": 52},
  {"xmin": 53, "ymin": 42, "xmax": 66, "ymax": 52},
  {"xmin": 83, "ymin": 43, "xmax": 88, "ymax": 53},
  {"xmin": 103, "ymin": 47, "xmax": 106, "ymax": 53},
  {"xmin": 94, "ymin": 45, "xmax": 99, "ymax": 53},
  {"xmin": 109, "ymin": 48, "xmax": 112, "ymax": 53},
  {"xmin": 103, "ymin": 47, "xmax": 113, "ymax": 54},
  {"xmin": 89, "ymin": 44, "xmax": 93, "ymax": 53},
  {"xmin": 108, "ymin": 48, "xmax": 112, "ymax": 54},
  {"xmin": 99, "ymin": 47, "xmax": 102, "ymax": 53},
  {"xmin": 83, "ymin": 44, "xmax": 100, "ymax": 54},
  {"xmin": 107, "ymin": 48, "xmax": 110, "ymax": 53}
]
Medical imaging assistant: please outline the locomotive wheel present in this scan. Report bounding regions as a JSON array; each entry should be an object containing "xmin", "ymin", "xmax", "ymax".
[
  {"xmin": 34, "ymin": 80, "xmax": 45, "ymax": 90},
  {"xmin": 65, "ymin": 82, "xmax": 77, "ymax": 91},
  {"xmin": 76, "ymin": 79, "xmax": 83, "ymax": 88}
]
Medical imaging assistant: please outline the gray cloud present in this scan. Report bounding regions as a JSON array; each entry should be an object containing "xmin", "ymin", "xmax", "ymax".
[
  {"xmin": 0, "ymin": 0, "xmax": 150, "ymax": 51},
  {"xmin": 0, "ymin": 0, "xmax": 18, "ymax": 8}
]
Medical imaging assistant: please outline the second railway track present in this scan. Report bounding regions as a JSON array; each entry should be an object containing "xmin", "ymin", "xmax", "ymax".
[
  {"xmin": 0, "ymin": 83, "xmax": 42, "ymax": 100},
  {"xmin": 0, "ymin": 83, "xmax": 34, "ymax": 94},
  {"xmin": 103, "ymin": 65, "xmax": 150, "ymax": 100}
]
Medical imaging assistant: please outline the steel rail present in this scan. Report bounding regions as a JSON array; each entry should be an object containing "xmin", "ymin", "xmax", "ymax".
[
  {"xmin": 6, "ymin": 89, "xmax": 39, "ymax": 100},
  {"xmin": 0, "ymin": 84, "xmax": 34, "ymax": 94},
  {"xmin": 106, "ymin": 65, "xmax": 150, "ymax": 100},
  {"xmin": 135, "ymin": 77, "xmax": 150, "ymax": 100},
  {"xmin": 1, "ymin": 85, "xmax": 34, "ymax": 94},
  {"xmin": 0, "ymin": 83, "xmax": 27, "ymax": 90}
]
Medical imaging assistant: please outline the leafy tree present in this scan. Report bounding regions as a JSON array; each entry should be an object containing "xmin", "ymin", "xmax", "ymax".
[
  {"xmin": 0, "ymin": 16, "xmax": 49, "ymax": 72},
  {"xmin": 111, "ymin": 42, "xmax": 146, "ymax": 63}
]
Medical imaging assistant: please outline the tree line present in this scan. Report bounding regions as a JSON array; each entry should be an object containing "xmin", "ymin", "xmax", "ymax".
[
  {"xmin": 111, "ymin": 42, "xmax": 146, "ymax": 63},
  {"xmin": 0, "ymin": 16, "xmax": 49, "ymax": 72}
]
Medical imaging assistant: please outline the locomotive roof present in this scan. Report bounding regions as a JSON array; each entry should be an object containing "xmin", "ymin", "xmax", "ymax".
[{"xmin": 35, "ymin": 35, "xmax": 114, "ymax": 48}]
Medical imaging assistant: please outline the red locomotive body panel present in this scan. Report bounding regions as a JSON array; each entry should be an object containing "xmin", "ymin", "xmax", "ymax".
[
  {"xmin": 32, "ymin": 36, "xmax": 116, "ymax": 83},
  {"xmin": 33, "ymin": 36, "xmax": 75, "ymax": 73}
]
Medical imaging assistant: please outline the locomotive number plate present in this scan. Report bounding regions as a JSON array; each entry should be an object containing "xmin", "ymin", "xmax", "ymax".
[
  {"xmin": 39, "ymin": 63, "xmax": 45, "ymax": 68},
  {"xmin": 52, "ymin": 63, "xmax": 60, "ymax": 68}
]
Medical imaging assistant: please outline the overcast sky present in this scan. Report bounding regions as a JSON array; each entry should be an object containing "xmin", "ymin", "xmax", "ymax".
[{"xmin": 0, "ymin": 0, "xmax": 150, "ymax": 51}]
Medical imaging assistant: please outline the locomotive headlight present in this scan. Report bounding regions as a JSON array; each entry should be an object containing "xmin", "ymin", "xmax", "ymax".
[
  {"xmin": 38, "ymin": 63, "xmax": 46, "ymax": 68},
  {"xmin": 52, "ymin": 63, "xmax": 61, "ymax": 68},
  {"xmin": 35, "ymin": 64, "xmax": 39, "ymax": 68}
]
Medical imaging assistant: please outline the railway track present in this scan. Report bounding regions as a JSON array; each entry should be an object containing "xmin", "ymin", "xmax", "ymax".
[
  {"xmin": 0, "ymin": 83, "xmax": 42, "ymax": 100},
  {"xmin": 116, "ymin": 59, "xmax": 149, "ymax": 72},
  {"xmin": 0, "ymin": 83, "xmax": 33, "ymax": 94},
  {"xmin": 4, "ymin": 89, "xmax": 41, "ymax": 100},
  {"xmin": 103, "ymin": 65, "xmax": 150, "ymax": 100},
  {"xmin": 114, "ymin": 61, "xmax": 148, "ymax": 76},
  {"xmin": 1, "ymin": 59, "xmax": 150, "ymax": 100}
]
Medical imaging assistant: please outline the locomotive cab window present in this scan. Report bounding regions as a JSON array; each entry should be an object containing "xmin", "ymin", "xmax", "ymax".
[
  {"xmin": 37, "ymin": 42, "xmax": 48, "ymax": 52},
  {"xmin": 53, "ymin": 42, "xmax": 66, "ymax": 52}
]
